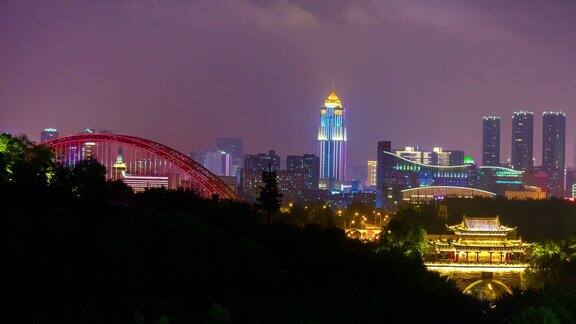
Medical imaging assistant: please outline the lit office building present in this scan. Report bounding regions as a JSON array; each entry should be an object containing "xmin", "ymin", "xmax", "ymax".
[
  {"xmin": 542, "ymin": 111, "xmax": 566, "ymax": 197},
  {"xmin": 511, "ymin": 111, "xmax": 534, "ymax": 171},
  {"xmin": 396, "ymin": 146, "xmax": 436, "ymax": 165},
  {"xmin": 395, "ymin": 146, "xmax": 462, "ymax": 166},
  {"xmin": 40, "ymin": 128, "xmax": 59, "ymax": 143},
  {"xmin": 318, "ymin": 90, "xmax": 347, "ymax": 189},
  {"xmin": 482, "ymin": 116, "xmax": 500, "ymax": 166}
]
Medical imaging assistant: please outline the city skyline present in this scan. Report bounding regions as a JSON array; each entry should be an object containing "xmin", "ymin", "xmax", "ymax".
[
  {"xmin": 3, "ymin": 1, "xmax": 576, "ymax": 168},
  {"xmin": 29, "ymin": 105, "xmax": 574, "ymax": 171}
]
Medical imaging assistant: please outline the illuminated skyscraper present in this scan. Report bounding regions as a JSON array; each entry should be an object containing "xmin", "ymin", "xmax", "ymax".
[
  {"xmin": 511, "ymin": 111, "xmax": 534, "ymax": 171},
  {"xmin": 40, "ymin": 128, "xmax": 59, "ymax": 143},
  {"xmin": 482, "ymin": 116, "xmax": 500, "ymax": 166},
  {"xmin": 318, "ymin": 90, "xmax": 347, "ymax": 189},
  {"xmin": 542, "ymin": 111, "xmax": 566, "ymax": 197}
]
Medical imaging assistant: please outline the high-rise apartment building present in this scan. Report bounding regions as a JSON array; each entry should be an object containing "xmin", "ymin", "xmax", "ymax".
[
  {"xmin": 542, "ymin": 111, "xmax": 566, "ymax": 197},
  {"xmin": 216, "ymin": 138, "xmax": 243, "ymax": 160},
  {"xmin": 243, "ymin": 150, "xmax": 280, "ymax": 172},
  {"xmin": 482, "ymin": 116, "xmax": 500, "ymax": 166},
  {"xmin": 542, "ymin": 112, "xmax": 566, "ymax": 171},
  {"xmin": 286, "ymin": 154, "xmax": 320, "ymax": 191},
  {"xmin": 376, "ymin": 141, "xmax": 392, "ymax": 206},
  {"xmin": 511, "ymin": 111, "xmax": 534, "ymax": 171},
  {"xmin": 199, "ymin": 150, "xmax": 232, "ymax": 176},
  {"xmin": 216, "ymin": 138, "xmax": 243, "ymax": 175},
  {"xmin": 241, "ymin": 151, "xmax": 277, "ymax": 202}
]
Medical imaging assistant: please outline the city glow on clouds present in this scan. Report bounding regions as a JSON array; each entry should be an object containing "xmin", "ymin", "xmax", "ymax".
[{"xmin": 1, "ymin": 0, "xmax": 576, "ymax": 167}]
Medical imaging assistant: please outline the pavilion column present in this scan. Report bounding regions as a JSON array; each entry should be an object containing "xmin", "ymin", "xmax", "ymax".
[
  {"xmin": 489, "ymin": 251, "xmax": 493, "ymax": 264},
  {"xmin": 499, "ymin": 252, "xmax": 503, "ymax": 263},
  {"xmin": 475, "ymin": 252, "xmax": 480, "ymax": 263},
  {"xmin": 465, "ymin": 252, "xmax": 469, "ymax": 262}
]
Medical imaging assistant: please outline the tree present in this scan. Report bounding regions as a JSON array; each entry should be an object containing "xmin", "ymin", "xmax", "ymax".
[
  {"xmin": 0, "ymin": 133, "xmax": 54, "ymax": 185},
  {"xmin": 510, "ymin": 306, "xmax": 562, "ymax": 324},
  {"xmin": 525, "ymin": 241, "xmax": 567, "ymax": 289},
  {"xmin": 378, "ymin": 218, "xmax": 428, "ymax": 258},
  {"xmin": 256, "ymin": 166, "xmax": 282, "ymax": 224}
]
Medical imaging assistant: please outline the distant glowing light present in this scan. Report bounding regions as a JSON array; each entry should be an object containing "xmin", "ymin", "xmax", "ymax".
[{"xmin": 464, "ymin": 155, "xmax": 475, "ymax": 164}]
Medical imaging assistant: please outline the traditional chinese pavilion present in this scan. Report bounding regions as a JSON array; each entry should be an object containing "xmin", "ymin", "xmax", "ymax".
[{"xmin": 430, "ymin": 215, "xmax": 530, "ymax": 264}]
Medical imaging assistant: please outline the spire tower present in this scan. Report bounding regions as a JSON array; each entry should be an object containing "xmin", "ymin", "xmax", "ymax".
[{"xmin": 318, "ymin": 89, "xmax": 347, "ymax": 189}]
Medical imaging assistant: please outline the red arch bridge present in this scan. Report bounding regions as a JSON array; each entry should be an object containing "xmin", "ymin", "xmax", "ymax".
[{"xmin": 42, "ymin": 133, "xmax": 240, "ymax": 200}]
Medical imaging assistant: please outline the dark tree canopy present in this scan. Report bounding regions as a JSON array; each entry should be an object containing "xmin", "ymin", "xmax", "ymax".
[
  {"xmin": 4, "ymin": 135, "xmax": 575, "ymax": 323},
  {"xmin": 257, "ymin": 168, "xmax": 282, "ymax": 223}
]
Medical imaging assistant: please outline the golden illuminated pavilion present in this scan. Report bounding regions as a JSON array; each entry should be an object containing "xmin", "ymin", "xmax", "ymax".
[{"xmin": 430, "ymin": 216, "xmax": 530, "ymax": 264}]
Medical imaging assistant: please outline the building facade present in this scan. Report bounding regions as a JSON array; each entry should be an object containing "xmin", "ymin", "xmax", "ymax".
[
  {"xmin": 241, "ymin": 150, "xmax": 281, "ymax": 202},
  {"xmin": 376, "ymin": 140, "xmax": 525, "ymax": 207},
  {"xmin": 396, "ymin": 146, "xmax": 437, "ymax": 165},
  {"xmin": 482, "ymin": 116, "xmax": 500, "ymax": 166},
  {"xmin": 199, "ymin": 150, "xmax": 232, "ymax": 177},
  {"xmin": 217, "ymin": 138, "xmax": 243, "ymax": 175},
  {"xmin": 402, "ymin": 186, "xmax": 496, "ymax": 203},
  {"xmin": 286, "ymin": 154, "xmax": 320, "ymax": 191},
  {"xmin": 448, "ymin": 150, "xmax": 465, "ymax": 166},
  {"xmin": 243, "ymin": 150, "xmax": 280, "ymax": 172},
  {"xmin": 566, "ymin": 168, "xmax": 576, "ymax": 198},
  {"xmin": 318, "ymin": 90, "xmax": 347, "ymax": 189},
  {"xmin": 542, "ymin": 111, "xmax": 566, "ymax": 197},
  {"xmin": 511, "ymin": 111, "xmax": 534, "ymax": 171},
  {"xmin": 366, "ymin": 160, "xmax": 377, "ymax": 187}
]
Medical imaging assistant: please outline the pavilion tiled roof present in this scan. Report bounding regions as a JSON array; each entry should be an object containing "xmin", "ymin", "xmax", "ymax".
[{"xmin": 448, "ymin": 215, "xmax": 515, "ymax": 232}]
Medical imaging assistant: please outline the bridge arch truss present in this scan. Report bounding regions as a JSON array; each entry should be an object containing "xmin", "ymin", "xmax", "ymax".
[{"xmin": 42, "ymin": 133, "xmax": 240, "ymax": 200}]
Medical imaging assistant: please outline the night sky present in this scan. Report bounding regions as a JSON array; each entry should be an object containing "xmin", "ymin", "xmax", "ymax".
[{"xmin": 2, "ymin": 0, "xmax": 576, "ymax": 168}]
